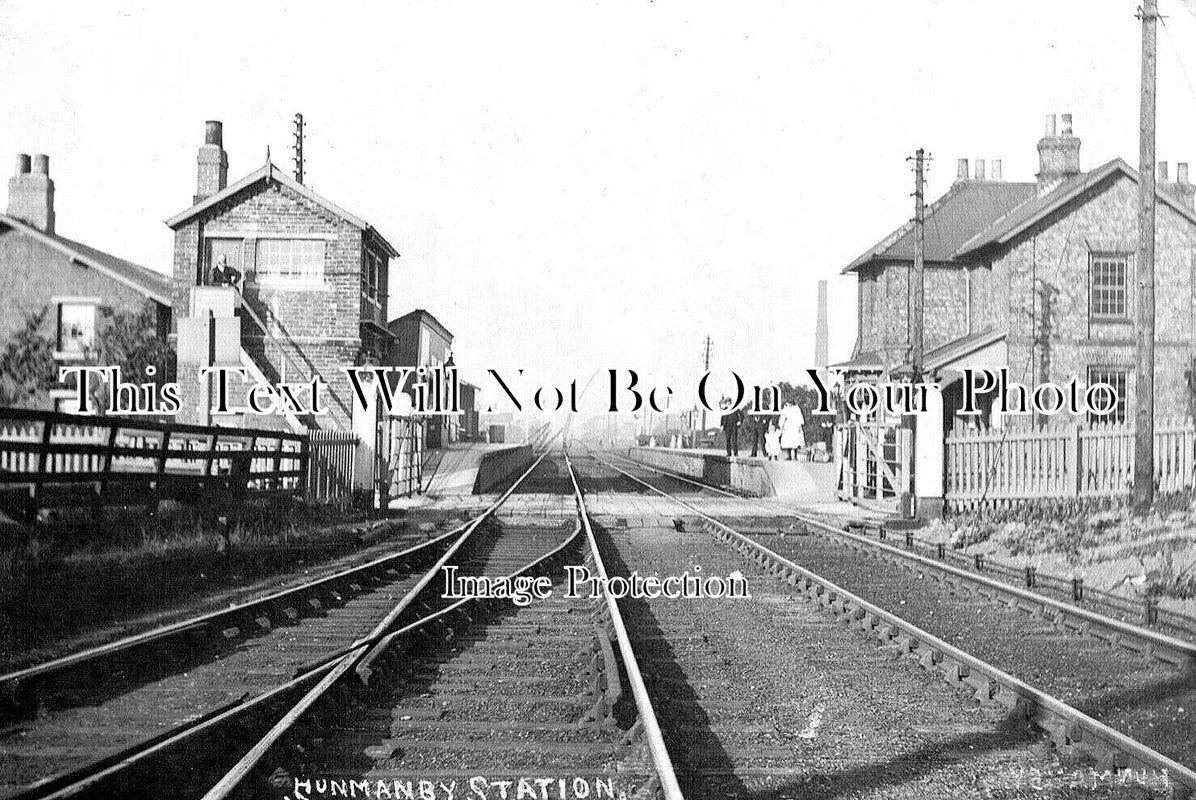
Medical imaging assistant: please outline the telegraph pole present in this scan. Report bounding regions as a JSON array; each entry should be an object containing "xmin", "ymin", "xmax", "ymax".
[
  {"xmin": 293, "ymin": 113, "xmax": 305, "ymax": 184},
  {"xmin": 909, "ymin": 148, "xmax": 927, "ymax": 382},
  {"xmin": 1134, "ymin": 0, "xmax": 1158, "ymax": 512},
  {"xmin": 902, "ymin": 148, "xmax": 928, "ymax": 520},
  {"xmin": 701, "ymin": 335, "xmax": 712, "ymax": 432}
]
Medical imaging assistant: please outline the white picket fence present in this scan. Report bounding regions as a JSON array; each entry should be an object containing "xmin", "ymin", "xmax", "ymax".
[{"xmin": 945, "ymin": 419, "xmax": 1196, "ymax": 509}]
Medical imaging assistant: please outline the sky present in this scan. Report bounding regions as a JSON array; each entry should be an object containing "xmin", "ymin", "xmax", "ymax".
[{"xmin": 4, "ymin": 0, "xmax": 1196, "ymax": 409}]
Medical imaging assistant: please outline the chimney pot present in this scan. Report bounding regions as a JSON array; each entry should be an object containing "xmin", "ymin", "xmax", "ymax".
[
  {"xmin": 204, "ymin": 120, "xmax": 223, "ymax": 147},
  {"xmin": 8, "ymin": 152, "xmax": 54, "ymax": 233},
  {"xmin": 1038, "ymin": 112, "xmax": 1081, "ymax": 195},
  {"xmin": 1159, "ymin": 161, "xmax": 1170, "ymax": 182},
  {"xmin": 991, "ymin": 158, "xmax": 1003, "ymax": 181},
  {"xmin": 975, "ymin": 159, "xmax": 986, "ymax": 181},
  {"xmin": 957, "ymin": 158, "xmax": 969, "ymax": 181},
  {"xmin": 1179, "ymin": 163, "xmax": 1190, "ymax": 184}
]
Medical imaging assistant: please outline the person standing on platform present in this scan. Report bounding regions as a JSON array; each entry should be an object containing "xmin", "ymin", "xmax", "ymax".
[
  {"xmin": 748, "ymin": 410, "xmax": 770, "ymax": 458},
  {"xmin": 765, "ymin": 419, "xmax": 782, "ymax": 460},
  {"xmin": 720, "ymin": 398, "xmax": 743, "ymax": 457},
  {"xmin": 778, "ymin": 400, "xmax": 806, "ymax": 460}
]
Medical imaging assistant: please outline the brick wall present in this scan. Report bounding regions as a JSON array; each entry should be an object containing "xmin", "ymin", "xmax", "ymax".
[
  {"xmin": 0, "ymin": 228, "xmax": 167, "ymax": 407},
  {"xmin": 0, "ymin": 230, "xmax": 155, "ymax": 341},
  {"xmin": 1001, "ymin": 174, "xmax": 1196, "ymax": 419}
]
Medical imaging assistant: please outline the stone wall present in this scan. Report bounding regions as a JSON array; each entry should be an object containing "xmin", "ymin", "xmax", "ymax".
[{"xmin": 1000, "ymin": 174, "xmax": 1196, "ymax": 420}]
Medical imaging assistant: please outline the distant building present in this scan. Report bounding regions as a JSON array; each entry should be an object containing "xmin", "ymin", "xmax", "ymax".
[
  {"xmin": 838, "ymin": 112, "xmax": 1196, "ymax": 427},
  {"xmin": 460, "ymin": 381, "xmax": 480, "ymax": 441},
  {"xmin": 386, "ymin": 308, "xmax": 454, "ymax": 447},
  {"xmin": 0, "ymin": 153, "xmax": 171, "ymax": 411},
  {"xmin": 165, "ymin": 121, "xmax": 398, "ymax": 432}
]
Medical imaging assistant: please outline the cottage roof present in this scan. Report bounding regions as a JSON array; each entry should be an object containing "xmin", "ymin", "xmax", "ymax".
[
  {"xmin": 164, "ymin": 161, "xmax": 399, "ymax": 258},
  {"xmin": 0, "ymin": 214, "xmax": 171, "ymax": 305},
  {"xmin": 841, "ymin": 180, "xmax": 1036, "ymax": 274}
]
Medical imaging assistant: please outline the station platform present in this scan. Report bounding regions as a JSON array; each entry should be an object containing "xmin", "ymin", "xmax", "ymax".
[
  {"xmin": 421, "ymin": 442, "xmax": 532, "ymax": 497},
  {"xmin": 626, "ymin": 447, "xmax": 837, "ymax": 504}
]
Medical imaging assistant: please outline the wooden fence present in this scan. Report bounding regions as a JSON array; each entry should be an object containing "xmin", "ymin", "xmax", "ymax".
[
  {"xmin": 945, "ymin": 419, "xmax": 1196, "ymax": 510},
  {"xmin": 0, "ymin": 406, "xmax": 309, "ymax": 523},
  {"xmin": 306, "ymin": 429, "xmax": 358, "ymax": 507}
]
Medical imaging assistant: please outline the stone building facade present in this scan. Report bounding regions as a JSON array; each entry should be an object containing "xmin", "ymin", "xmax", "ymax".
[
  {"xmin": 839, "ymin": 113, "xmax": 1196, "ymax": 424},
  {"xmin": 165, "ymin": 121, "xmax": 397, "ymax": 431}
]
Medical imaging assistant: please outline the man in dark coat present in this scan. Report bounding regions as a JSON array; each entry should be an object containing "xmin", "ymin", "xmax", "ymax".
[
  {"xmin": 747, "ymin": 410, "xmax": 773, "ymax": 458},
  {"xmin": 209, "ymin": 254, "xmax": 242, "ymax": 288},
  {"xmin": 720, "ymin": 399, "xmax": 743, "ymax": 457}
]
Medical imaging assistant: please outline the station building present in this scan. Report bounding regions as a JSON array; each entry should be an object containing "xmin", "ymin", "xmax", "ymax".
[
  {"xmin": 839, "ymin": 112, "xmax": 1196, "ymax": 427},
  {"xmin": 385, "ymin": 308, "xmax": 455, "ymax": 447}
]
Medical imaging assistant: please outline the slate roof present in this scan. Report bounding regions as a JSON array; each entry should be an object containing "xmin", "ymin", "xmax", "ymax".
[
  {"xmin": 956, "ymin": 158, "xmax": 1196, "ymax": 257},
  {"xmin": 842, "ymin": 180, "xmax": 1036, "ymax": 274}
]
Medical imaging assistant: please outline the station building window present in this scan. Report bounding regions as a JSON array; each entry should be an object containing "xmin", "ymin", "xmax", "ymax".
[
  {"xmin": 1088, "ymin": 367, "xmax": 1128, "ymax": 424},
  {"xmin": 363, "ymin": 249, "xmax": 383, "ymax": 304},
  {"xmin": 256, "ymin": 239, "xmax": 325, "ymax": 286},
  {"xmin": 1089, "ymin": 254, "xmax": 1129, "ymax": 321}
]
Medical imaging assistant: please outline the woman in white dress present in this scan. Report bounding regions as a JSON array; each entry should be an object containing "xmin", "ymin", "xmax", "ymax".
[{"xmin": 778, "ymin": 401, "xmax": 806, "ymax": 460}]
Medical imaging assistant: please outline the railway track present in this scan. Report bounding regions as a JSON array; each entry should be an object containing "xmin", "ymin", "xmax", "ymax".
[
  {"xmin": 616, "ymin": 450, "xmax": 1196, "ymax": 647},
  {"xmin": 587, "ymin": 450, "xmax": 1196, "ymax": 798},
  {"xmin": 0, "ymin": 451, "xmax": 586, "ymax": 799},
  {"xmin": 193, "ymin": 448, "xmax": 680, "ymax": 800}
]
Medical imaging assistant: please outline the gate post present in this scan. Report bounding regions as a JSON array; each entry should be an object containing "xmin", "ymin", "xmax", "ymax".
[{"xmin": 914, "ymin": 383, "xmax": 945, "ymax": 519}]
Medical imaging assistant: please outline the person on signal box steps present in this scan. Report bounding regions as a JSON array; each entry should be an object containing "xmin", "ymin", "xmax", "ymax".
[
  {"xmin": 720, "ymin": 398, "xmax": 743, "ymax": 458},
  {"xmin": 209, "ymin": 254, "xmax": 242, "ymax": 288}
]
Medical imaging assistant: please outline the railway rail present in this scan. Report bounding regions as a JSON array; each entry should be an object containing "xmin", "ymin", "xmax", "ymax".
[
  {"xmin": 588, "ymin": 450, "xmax": 1196, "ymax": 798},
  {"xmin": 1, "ymin": 451, "xmax": 627, "ymax": 799},
  {"xmin": 610, "ymin": 449, "xmax": 1196, "ymax": 662},
  {"xmin": 195, "ymin": 448, "xmax": 680, "ymax": 800}
]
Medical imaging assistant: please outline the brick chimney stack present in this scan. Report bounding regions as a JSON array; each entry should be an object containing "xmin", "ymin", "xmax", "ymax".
[
  {"xmin": 8, "ymin": 152, "xmax": 55, "ymax": 234},
  {"xmin": 195, "ymin": 120, "xmax": 228, "ymax": 203},
  {"xmin": 1160, "ymin": 160, "xmax": 1195, "ymax": 208},
  {"xmin": 991, "ymin": 159, "xmax": 1003, "ymax": 181},
  {"xmin": 1036, "ymin": 112, "xmax": 1081, "ymax": 195},
  {"xmin": 955, "ymin": 158, "xmax": 969, "ymax": 183}
]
